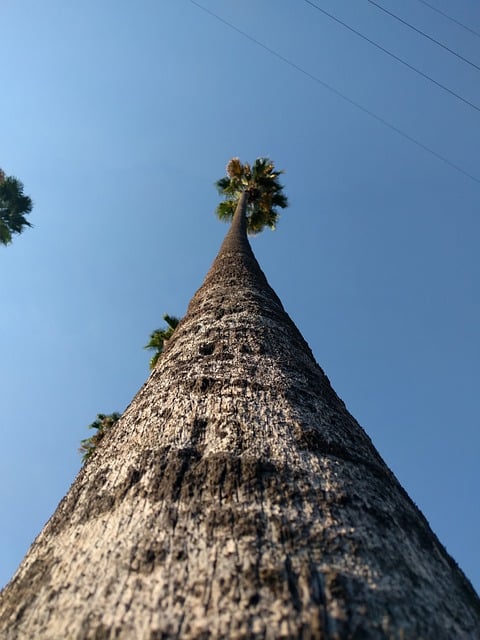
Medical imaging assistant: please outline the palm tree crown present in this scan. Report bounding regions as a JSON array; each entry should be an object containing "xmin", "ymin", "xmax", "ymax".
[
  {"xmin": 215, "ymin": 157, "xmax": 288, "ymax": 234},
  {"xmin": 144, "ymin": 314, "xmax": 180, "ymax": 369},
  {"xmin": 0, "ymin": 170, "xmax": 33, "ymax": 246}
]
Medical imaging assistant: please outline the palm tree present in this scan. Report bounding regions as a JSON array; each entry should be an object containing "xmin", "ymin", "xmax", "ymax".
[
  {"xmin": 79, "ymin": 413, "xmax": 121, "ymax": 462},
  {"xmin": 0, "ymin": 170, "xmax": 33, "ymax": 246},
  {"xmin": 1, "ymin": 162, "xmax": 479, "ymax": 638},
  {"xmin": 215, "ymin": 157, "xmax": 288, "ymax": 234},
  {"xmin": 144, "ymin": 314, "xmax": 180, "ymax": 369}
]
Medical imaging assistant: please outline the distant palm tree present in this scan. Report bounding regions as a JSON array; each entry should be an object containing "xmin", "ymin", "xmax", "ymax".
[
  {"xmin": 79, "ymin": 413, "xmax": 121, "ymax": 463},
  {"xmin": 144, "ymin": 314, "xmax": 180, "ymax": 369},
  {"xmin": 0, "ymin": 169, "xmax": 33, "ymax": 245},
  {"xmin": 215, "ymin": 157, "xmax": 288, "ymax": 234}
]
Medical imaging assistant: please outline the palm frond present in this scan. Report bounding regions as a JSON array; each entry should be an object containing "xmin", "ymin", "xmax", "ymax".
[
  {"xmin": 226, "ymin": 157, "xmax": 243, "ymax": 179},
  {"xmin": 79, "ymin": 412, "xmax": 121, "ymax": 462},
  {"xmin": 163, "ymin": 314, "xmax": 180, "ymax": 330},
  {"xmin": 149, "ymin": 352, "xmax": 161, "ymax": 370},
  {"xmin": 215, "ymin": 176, "xmax": 232, "ymax": 194},
  {"xmin": 144, "ymin": 314, "xmax": 181, "ymax": 369},
  {"xmin": 0, "ymin": 221, "xmax": 12, "ymax": 245},
  {"xmin": 0, "ymin": 175, "xmax": 33, "ymax": 246},
  {"xmin": 271, "ymin": 192, "xmax": 288, "ymax": 209},
  {"xmin": 144, "ymin": 329, "xmax": 168, "ymax": 350},
  {"xmin": 248, "ymin": 206, "xmax": 278, "ymax": 235},
  {"xmin": 215, "ymin": 199, "xmax": 236, "ymax": 223}
]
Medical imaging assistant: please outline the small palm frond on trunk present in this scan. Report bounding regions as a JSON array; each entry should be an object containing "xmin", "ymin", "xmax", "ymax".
[
  {"xmin": 79, "ymin": 412, "xmax": 121, "ymax": 462},
  {"xmin": 144, "ymin": 314, "xmax": 180, "ymax": 369},
  {"xmin": 215, "ymin": 157, "xmax": 288, "ymax": 234}
]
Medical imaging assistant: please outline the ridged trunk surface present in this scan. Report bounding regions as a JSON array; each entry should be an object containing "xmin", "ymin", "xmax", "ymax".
[{"xmin": 1, "ymin": 194, "xmax": 479, "ymax": 639}]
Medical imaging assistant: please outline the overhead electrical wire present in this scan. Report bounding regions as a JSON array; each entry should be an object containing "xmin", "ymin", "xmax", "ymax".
[
  {"xmin": 414, "ymin": 0, "xmax": 480, "ymax": 40},
  {"xmin": 188, "ymin": 0, "xmax": 480, "ymax": 185},
  {"xmin": 367, "ymin": 0, "xmax": 480, "ymax": 72},
  {"xmin": 303, "ymin": 0, "xmax": 480, "ymax": 114}
]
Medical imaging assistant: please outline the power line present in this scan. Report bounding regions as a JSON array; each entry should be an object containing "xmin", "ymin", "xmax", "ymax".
[
  {"xmin": 414, "ymin": 0, "xmax": 480, "ymax": 40},
  {"xmin": 303, "ymin": 0, "xmax": 480, "ymax": 114},
  {"xmin": 367, "ymin": 0, "xmax": 480, "ymax": 72},
  {"xmin": 188, "ymin": 0, "xmax": 480, "ymax": 186}
]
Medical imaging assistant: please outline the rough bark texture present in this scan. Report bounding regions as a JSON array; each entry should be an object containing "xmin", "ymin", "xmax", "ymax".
[{"xmin": 1, "ymin": 195, "xmax": 479, "ymax": 639}]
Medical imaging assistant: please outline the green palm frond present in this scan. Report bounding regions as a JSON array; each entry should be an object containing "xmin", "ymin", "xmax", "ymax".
[
  {"xmin": 149, "ymin": 351, "xmax": 161, "ymax": 370},
  {"xmin": 145, "ymin": 330, "xmax": 167, "ymax": 350},
  {"xmin": 0, "ymin": 222, "xmax": 12, "ymax": 245},
  {"xmin": 144, "ymin": 314, "xmax": 181, "ymax": 369},
  {"xmin": 251, "ymin": 157, "xmax": 273, "ymax": 179},
  {"xmin": 249, "ymin": 206, "xmax": 278, "ymax": 234},
  {"xmin": 163, "ymin": 315, "xmax": 180, "ymax": 331},
  {"xmin": 215, "ymin": 176, "xmax": 232, "ymax": 194},
  {"xmin": 215, "ymin": 199, "xmax": 237, "ymax": 223},
  {"xmin": 79, "ymin": 412, "xmax": 121, "ymax": 462},
  {"xmin": 271, "ymin": 192, "xmax": 288, "ymax": 208},
  {"xmin": 0, "ymin": 174, "xmax": 33, "ymax": 246}
]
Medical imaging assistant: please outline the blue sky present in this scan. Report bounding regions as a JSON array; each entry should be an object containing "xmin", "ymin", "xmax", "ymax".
[{"xmin": 1, "ymin": 0, "xmax": 479, "ymax": 594}]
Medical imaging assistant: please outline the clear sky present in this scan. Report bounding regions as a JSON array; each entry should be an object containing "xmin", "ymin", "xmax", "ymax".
[{"xmin": 1, "ymin": 0, "xmax": 479, "ymax": 594}]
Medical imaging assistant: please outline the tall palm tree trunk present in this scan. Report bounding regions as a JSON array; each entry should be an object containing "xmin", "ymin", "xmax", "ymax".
[
  {"xmin": 1, "ymin": 202, "xmax": 479, "ymax": 639},
  {"xmin": 220, "ymin": 189, "xmax": 249, "ymax": 251}
]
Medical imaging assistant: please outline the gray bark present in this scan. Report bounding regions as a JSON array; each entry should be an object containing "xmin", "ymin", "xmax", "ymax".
[{"xmin": 1, "ymin": 195, "xmax": 479, "ymax": 639}]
